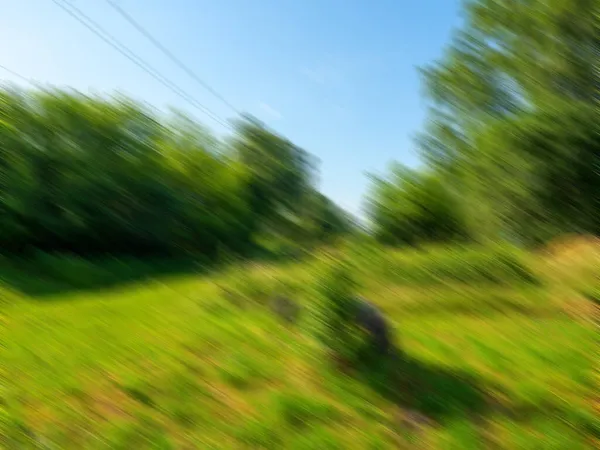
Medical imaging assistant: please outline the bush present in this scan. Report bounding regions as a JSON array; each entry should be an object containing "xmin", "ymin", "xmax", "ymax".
[
  {"xmin": 31, "ymin": 253, "xmax": 114, "ymax": 289},
  {"xmin": 0, "ymin": 254, "xmax": 203, "ymax": 296},
  {"xmin": 313, "ymin": 259, "xmax": 370, "ymax": 363}
]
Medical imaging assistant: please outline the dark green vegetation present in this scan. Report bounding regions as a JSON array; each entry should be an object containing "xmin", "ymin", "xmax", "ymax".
[
  {"xmin": 1, "ymin": 0, "xmax": 599, "ymax": 447},
  {"xmin": 0, "ymin": 90, "xmax": 350, "ymax": 257}
]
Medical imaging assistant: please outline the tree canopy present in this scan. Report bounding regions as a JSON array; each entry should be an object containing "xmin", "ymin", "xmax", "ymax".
[
  {"xmin": 0, "ymin": 87, "xmax": 348, "ymax": 257},
  {"xmin": 368, "ymin": 0, "xmax": 599, "ymax": 246}
]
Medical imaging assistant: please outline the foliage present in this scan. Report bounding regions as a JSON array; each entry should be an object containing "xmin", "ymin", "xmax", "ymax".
[
  {"xmin": 0, "ymin": 88, "xmax": 346, "ymax": 258},
  {"xmin": 301, "ymin": 191, "xmax": 354, "ymax": 244},
  {"xmin": 312, "ymin": 258, "xmax": 370, "ymax": 362},
  {"xmin": 230, "ymin": 115, "xmax": 316, "ymax": 229},
  {"xmin": 456, "ymin": 101, "xmax": 600, "ymax": 244},
  {"xmin": 367, "ymin": 164, "xmax": 468, "ymax": 245},
  {"xmin": 409, "ymin": 0, "xmax": 599, "ymax": 244},
  {"xmin": 1, "ymin": 1, "xmax": 599, "ymax": 447}
]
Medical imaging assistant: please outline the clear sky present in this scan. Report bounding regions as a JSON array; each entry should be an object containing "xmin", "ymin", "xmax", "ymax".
[{"xmin": 1, "ymin": 0, "xmax": 462, "ymax": 217}]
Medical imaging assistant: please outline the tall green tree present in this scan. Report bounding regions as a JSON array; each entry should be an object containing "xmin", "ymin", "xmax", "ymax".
[
  {"xmin": 418, "ymin": 0, "xmax": 599, "ymax": 243},
  {"xmin": 0, "ymin": 86, "xmax": 338, "ymax": 257}
]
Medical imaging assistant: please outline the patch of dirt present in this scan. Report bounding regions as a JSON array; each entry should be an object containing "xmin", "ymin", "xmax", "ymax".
[
  {"xmin": 560, "ymin": 295, "xmax": 598, "ymax": 324},
  {"xmin": 89, "ymin": 389, "xmax": 131, "ymax": 421},
  {"xmin": 329, "ymin": 352, "xmax": 355, "ymax": 375},
  {"xmin": 81, "ymin": 385, "xmax": 132, "ymax": 422},
  {"xmin": 541, "ymin": 234, "xmax": 600, "ymax": 257},
  {"xmin": 540, "ymin": 234, "xmax": 600, "ymax": 270},
  {"xmin": 394, "ymin": 408, "xmax": 435, "ymax": 431},
  {"xmin": 206, "ymin": 382, "xmax": 254, "ymax": 418}
]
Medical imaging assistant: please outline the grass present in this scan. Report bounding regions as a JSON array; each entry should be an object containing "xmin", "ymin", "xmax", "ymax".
[{"xmin": 1, "ymin": 244, "xmax": 598, "ymax": 448}]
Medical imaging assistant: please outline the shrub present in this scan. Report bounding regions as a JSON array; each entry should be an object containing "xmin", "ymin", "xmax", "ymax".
[{"xmin": 313, "ymin": 259, "xmax": 369, "ymax": 363}]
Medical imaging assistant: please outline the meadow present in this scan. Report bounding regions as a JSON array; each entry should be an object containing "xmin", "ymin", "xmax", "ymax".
[
  {"xmin": 1, "ymin": 0, "xmax": 597, "ymax": 447},
  {"xmin": 1, "ymin": 240, "xmax": 598, "ymax": 449}
]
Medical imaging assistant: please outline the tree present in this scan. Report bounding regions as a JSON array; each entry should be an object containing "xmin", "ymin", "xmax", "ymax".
[
  {"xmin": 0, "ymin": 87, "xmax": 336, "ymax": 258},
  {"xmin": 230, "ymin": 115, "xmax": 318, "ymax": 237},
  {"xmin": 0, "ymin": 87, "xmax": 250, "ymax": 256},
  {"xmin": 418, "ymin": 0, "xmax": 599, "ymax": 244},
  {"xmin": 306, "ymin": 192, "xmax": 353, "ymax": 242},
  {"xmin": 367, "ymin": 164, "xmax": 467, "ymax": 246}
]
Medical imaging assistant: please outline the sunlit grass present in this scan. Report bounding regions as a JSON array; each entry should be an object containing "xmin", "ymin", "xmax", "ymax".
[{"xmin": 1, "ymin": 247, "xmax": 598, "ymax": 448}]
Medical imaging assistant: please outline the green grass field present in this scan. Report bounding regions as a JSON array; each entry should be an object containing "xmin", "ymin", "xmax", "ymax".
[{"xmin": 1, "ymin": 246, "xmax": 598, "ymax": 449}]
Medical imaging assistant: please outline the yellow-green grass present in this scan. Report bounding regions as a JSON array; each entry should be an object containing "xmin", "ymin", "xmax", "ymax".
[{"xmin": 1, "ymin": 250, "xmax": 597, "ymax": 449}]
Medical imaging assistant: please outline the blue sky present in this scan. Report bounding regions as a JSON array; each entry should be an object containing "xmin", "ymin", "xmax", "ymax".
[{"xmin": 1, "ymin": 0, "xmax": 462, "ymax": 217}]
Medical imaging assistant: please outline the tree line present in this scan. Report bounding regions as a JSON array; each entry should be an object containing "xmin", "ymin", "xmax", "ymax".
[
  {"xmin": 368, "ymin": 0, "xmax": 598, "ymax": 247},
  {"xmin": 0, "ymin": 88, "xmax": 351, "ymax": 257},
  {"xmin": 1, "ymin": 0, "xmax": 596, "ymax": 257}
]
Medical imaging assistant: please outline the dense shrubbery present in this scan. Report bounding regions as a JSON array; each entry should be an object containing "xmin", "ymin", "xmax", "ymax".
[{"xmin": 312, "ymin": 259, "xmax": 371, "ymax": 363}]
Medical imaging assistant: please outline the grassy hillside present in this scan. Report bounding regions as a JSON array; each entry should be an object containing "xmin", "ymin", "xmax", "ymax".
[{"xmin": 1, "ymin": 245, "xmax": 598, "ymax": 448}]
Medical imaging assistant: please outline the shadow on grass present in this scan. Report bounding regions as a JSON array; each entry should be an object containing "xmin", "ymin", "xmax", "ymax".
[
  {"xmin": 349, "ymin": 346, "xmax": 600, "ymax": 442},
  {"xmin": 0, "ymin": 250, "xmax": 297, "ymax": 300},
  {"xmin": 0, "ymin": 257, "xmax": 204, "ymax": 299},
  {"xmin": 352, "ymin": 348, "xmax": 491, "ymax": 422}
]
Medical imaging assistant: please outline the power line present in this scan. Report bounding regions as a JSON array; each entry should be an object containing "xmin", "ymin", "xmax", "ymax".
[
  {"xmin": 0, "ymin": 64, "xmax": 41, "ymax": 87},
  {"xmin": 51, "ymin": 0, "xmax": 229, "ymax": 129},
  {"xmin": 105, "ymin": 0, "xmax": 240, "ymax": 115},
  {"xmin": 50, "ymin": 0, "xmax": 233, "ymax": 130}
]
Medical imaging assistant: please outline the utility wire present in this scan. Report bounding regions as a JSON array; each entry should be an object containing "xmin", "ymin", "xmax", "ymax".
[
  {"xmin": 105, "ymin": 0, "xmax": 240, "ymax": 115},
  {"xmin": 50, "ymin": 0, "xmax": 233, "ymax": 130},
  {"xmin": 0, "ymin": 64, "xmax": 30, "ymax": 83},
  {"xmin": 0, "ymin": 64, "xmax": 54, "ymax": 96}
]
